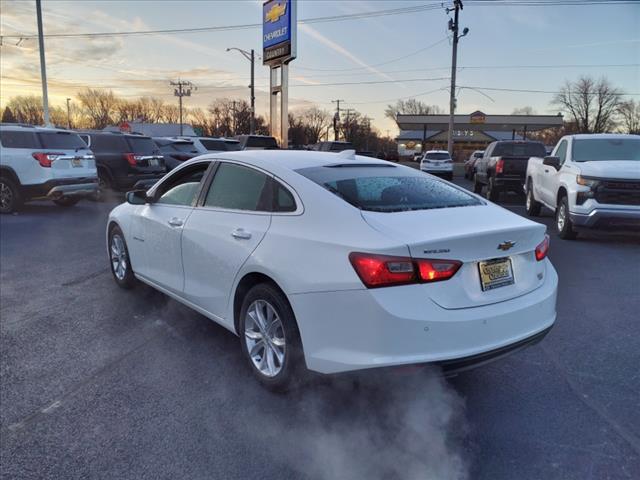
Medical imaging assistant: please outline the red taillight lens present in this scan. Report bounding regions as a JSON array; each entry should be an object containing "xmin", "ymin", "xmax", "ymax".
[
  {"xmin": 416, "ymin": 259, "xmax": 462, "ymax": 282},
  {"xmin": 32, "ymin": 152, "xmax": 64, "ymax": 167},
  {"xmin": 535, "ymin": 234, "xmax": 550, "ymax": 261},
  {"xmin": 349, "ymin": 252, "xmax": 461, "ymax": 288},
  {"xmin": 124, "ymin": 153, "xmax": 139, "ymax": 166},
  {"xmin": 495, "ymin": 158, "xmax": 504, "ymax": 174}
]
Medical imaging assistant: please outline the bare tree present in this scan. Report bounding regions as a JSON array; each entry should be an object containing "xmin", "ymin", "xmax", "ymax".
[
  {"xmin": 384, "ymin": 99, "xmax": 442, "ymax": 121},
  {"xmin": 77, "ymin": 88, "xmax": 117, "ymax": 129},
  {"xmin": 300, "ymin": 107, "xmax": 331, "ymax": 144},
  {"xmin": 552, "ymin": 76, "xmax": 622, "ymax": 133},
  {"xmin": 6, "ymin": 96, "xmax": 45, "ymax": 125},
  {"xmin": 512, "ymin": 106, "xmax": 536, "ymax": 115},
  {"xmin": 617, "ymin": 99, "xmax": 640, "ymax": 134}
]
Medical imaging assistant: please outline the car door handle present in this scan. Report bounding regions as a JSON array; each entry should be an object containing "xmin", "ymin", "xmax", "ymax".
[
  {"xmin": 168, "ymin": 217, "xmax": 184, "ymax": 227},
  {"xmin": 231, "ymin": 228, "xmax": 252, "ymax": 240}
]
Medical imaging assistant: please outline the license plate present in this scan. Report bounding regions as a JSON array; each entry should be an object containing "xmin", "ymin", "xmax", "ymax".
[
  {"xmin": 71, "ymin": 158, "xmax": 83, "ymax": 167},
  {"xmin": 478, "ymin": 257, "xmax": 514, "ymax": 291},
  {"xmin": 149, "ymin": 159, "xmax": 159, "ymax": 166}
]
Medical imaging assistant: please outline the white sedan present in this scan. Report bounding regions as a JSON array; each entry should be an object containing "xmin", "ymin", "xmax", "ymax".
[{"xmin": 107, "ymin": 150, "xmax": 557, "ymax": 390}]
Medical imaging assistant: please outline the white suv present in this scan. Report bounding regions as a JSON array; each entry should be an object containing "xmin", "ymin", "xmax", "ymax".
[
  {"xmin": 420, "ymin": 150, "xmax": 453, "ymax": 180},
  {"xmin": 0, "ymin": 124, "xmax": 98, "ymax": 213}
]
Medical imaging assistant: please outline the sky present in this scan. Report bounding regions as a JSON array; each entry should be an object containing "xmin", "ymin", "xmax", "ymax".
[{"xmin": 0, "ymin": 0, "xmax": 638, "ymax": 134}]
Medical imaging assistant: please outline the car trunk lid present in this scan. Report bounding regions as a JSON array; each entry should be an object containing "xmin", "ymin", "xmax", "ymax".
[{"xmin": 361, "ymin": 204, "xmax": 548, "ymax": 309}]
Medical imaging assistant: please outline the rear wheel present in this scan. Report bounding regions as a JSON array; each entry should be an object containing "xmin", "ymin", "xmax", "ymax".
[
  {"xmin": 0, "ymin": 177, "xmax": 22, "ymax": 214},
  {"xmin": 525, "ymin": 180, "xmax": 542, "ymax": 216},
  {"xmin": 53, "ymin": 196, "xmax": 80, "ymax": 207},
  {"xmin": 556, "ymin": 196, "xmax": 577, "ymax": 240},
  {"xmin": 239, "ymin": 283, "xmax": 304, "ymax": 392},
  {"xmin": 108, "ymin": 226, "xmax": 137, "ymax": 288},
  {"xmin": 486, "ymin": 177, "xmax": 500, "ymax": 202},
  {"xmin": 472, "ymin": 173, "xmax": 483, "ymax": 194}
]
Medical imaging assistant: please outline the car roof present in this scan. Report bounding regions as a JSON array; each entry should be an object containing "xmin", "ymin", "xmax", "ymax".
[
  {"xmin": 0, "ymin": 124, "xmax": 76, "ymax": 134},
  {"xmin": 189, "ymin": 149, "xmax": 392, "ymax": 173},
  {"xmin": 568, "ymin": 133, "xmax": 640, "ymax": 140}
]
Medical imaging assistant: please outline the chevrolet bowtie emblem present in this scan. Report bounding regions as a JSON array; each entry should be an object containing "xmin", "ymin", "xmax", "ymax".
[
  {"xmin": 266, "ymin": 2, "xmax": 287, "ymax": 23},
  {"xmin": 497, "ymin": 241, "xmax": 516, "ymax": 251}
]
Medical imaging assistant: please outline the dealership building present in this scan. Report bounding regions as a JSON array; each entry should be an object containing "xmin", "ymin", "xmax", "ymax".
[{"xmin": 395, "ymin": 111, "xmax": 563, "ymax": 161}]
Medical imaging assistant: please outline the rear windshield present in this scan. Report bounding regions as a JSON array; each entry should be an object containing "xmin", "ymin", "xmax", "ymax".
[
  {"xmin": 424, "ymin": 152, "xmax": 451, "ymax": 160},
  {"xmin": 200, "ymin": 139, "xmax": 241, "ymax": 151},
  {"xmin": 474, "ymin": 151, "xmax": 484, "ymax": 158},
  {"xmin": 168, "ymin": 142, "xmax": 199, "ymax": 153},
  {"xmin": 328, "ymin": 142, "xmax": 353, "ymax": 152},
  {"xmin": 38, "ymin": 132, "xmax": 86, "ymax": 149},
  {"xmin": 296, "ymin": 165, "xmax": 481, "ymax": 212},
  {"xmin": 572, "ymin": 138, "xmax": 640, "ymax": 162},
  {"xmin": 493, "ymin": 142, "xmax": 546, "ymax": 157},
  {"xmin": 245, "ymin": 137, "xmax": 278, "ymax": 149},
  {"xmin": 0, "ymin": 130, "xmax": 86, "ymax": 149},
  {"xmin": 126, "ymin": 136, "xmax": 157, "ymax": 154}
]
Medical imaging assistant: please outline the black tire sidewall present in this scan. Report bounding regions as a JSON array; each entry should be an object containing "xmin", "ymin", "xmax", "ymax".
[
  {"xmin": 473, "ymin": 173, "xmax": 482, "ymax": 194},
  {"xmin": 526, "ymin": 181, "xmax": 541, "ymax": 216},
  {"xmin": 108, "ymin": 226, "xmax": 137, "ymax": 288},
  {"xmin": 0, "ymin": 177, "xmax": 22, "ymax": 214},
  {"xmin": 238, "ymin": 283, "xmax": 304, "ymax": 391},
  {"xmin": 556, "ymin": 196, "xmax": 577, "ymax": 239},
  {"xmin": 487, "ymin": 177, "xmax": 500, "ymax": 201}
]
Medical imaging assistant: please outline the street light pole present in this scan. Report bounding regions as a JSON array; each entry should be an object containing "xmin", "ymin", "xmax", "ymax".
[
  {"xmin": 35, "ymin": 0, "xmax": 50, "ymax": 126},
  {"xmin": 66, "ymin": 98, "xmax": 71, "ymax": 129},
  {"xmin": 446, "ymin": 0, "xmax": 468, "ymax": 157},
  {"xmin": 227, "ymin": 47, "xmax": 255, "ymax": 134}
]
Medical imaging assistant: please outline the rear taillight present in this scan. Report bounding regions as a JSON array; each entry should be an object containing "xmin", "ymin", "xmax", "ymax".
[
  {"xmin": 495, "ymin": 158, "xmax": 504, "ymax": 174},
  {"xmin": 124, "ymin": 153, "xmax": 139, "ymax": 166},
  {"xmin": 535, "ymin": 234, "xmax": 550, "ymax": 261},
  {"xmin": 349, "ymin": 252, "xmax": 461, "ymax": 288},
  {"xmin": 32, "ymin": 152, "xmax": 64, "ymax": 167}
]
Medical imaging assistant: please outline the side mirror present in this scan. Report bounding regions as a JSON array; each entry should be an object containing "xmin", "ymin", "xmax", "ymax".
[
  {"xmin": 543, "ymin": 156, "xmax": 561, "ymax": 170},
  {"xmin": 126, "ymin": 189, "xmax": 150, "ymax": 205}
]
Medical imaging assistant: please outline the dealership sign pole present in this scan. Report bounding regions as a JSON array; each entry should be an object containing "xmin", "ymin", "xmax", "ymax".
[{"xmin": 263, "ymin": 0, "xmax": 297, "ymax": 149}]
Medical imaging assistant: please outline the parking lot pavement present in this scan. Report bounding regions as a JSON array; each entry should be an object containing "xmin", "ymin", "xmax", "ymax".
[{"xmin": 1, "ymin": 186, "xmax": 639, "ymax": 480}]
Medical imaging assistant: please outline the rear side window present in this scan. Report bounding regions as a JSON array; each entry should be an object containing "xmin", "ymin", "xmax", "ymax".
[
  {"xmin": 204, "ymin": 163, "xmax": 269, "ymax": 211},
  {"xmin": 273, "ymin": 180, "xmax": 296, "ymax": 212},
  {"xmin": 38, "ymin": 132, "xmax": 86, "ymax": 149},
  {"xmin": 0, "ymin": 131, "xmax": 40, "ymax": 148},
  {"xmin": 126, "ymin": 136, "xmax": 157, "ymax": 154},
  {"xmin": 297, "ymin": 165, "xmax": 480, "ymax": 212}
]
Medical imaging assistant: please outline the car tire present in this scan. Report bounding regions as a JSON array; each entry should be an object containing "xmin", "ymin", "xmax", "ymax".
[
  {"xmin": 556, "ymin": 196, "xmax": 578, "ymax": 240},
  {"xmin": 239, "ymin": 283, "xmax": 304, "ymax": 392},
  {"xmin": 0, "ymin": 177, "xmax": 23, "ymax": 214},
  {"xmin": 53, "ymin": 196, "xmax": 80, "ymax": 207},
  {"xmin": 486, "ymin": 177, "xmax": 500, "ymax": 202},
  {"xmin": 98, "ymin": 170, "xmax": 112, "ymax": 191},
  {"xmin": 108, "ymin": 225, "xmax": 137, "ymax": 288},
  {"xmin": 472, "ymin": 173, "xmax": 483, "ymax": 194},
  {"xmin": 525, "ymin": 180, "xmax": 542, "ymax": 217}
]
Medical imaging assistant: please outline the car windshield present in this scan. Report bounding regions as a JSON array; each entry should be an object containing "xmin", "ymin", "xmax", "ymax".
[
  {"xmin": 493, "ymin": 142, "xmax": 546, "ymax": 157},
  {"xmin": 126, "ymin": 136, "xmax": 157, "ymax": 154},
  {"xmin": 572, "ymin": 138, "xmax": 640, "ymax": 162},
  {"xmin": 424, "ymin": 152, "xmax": 450, "ymax": 160},
  {"xmin": 296, "ymin": 165, "xmax": 481, "ymax": 212},
  {"xmin": 38, "ymin": 132, "xmax": 87, "ymax": 149}
]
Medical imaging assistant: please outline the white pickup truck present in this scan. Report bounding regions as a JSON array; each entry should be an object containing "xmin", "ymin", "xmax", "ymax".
[{"xmin": 524, "ymin": 134, "xmax": 640, "ymax": 239}]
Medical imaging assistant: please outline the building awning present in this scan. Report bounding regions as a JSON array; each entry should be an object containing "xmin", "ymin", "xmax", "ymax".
[{"xmin": 396, "ymin": 110, "xmax": 563, "ymax": 132}]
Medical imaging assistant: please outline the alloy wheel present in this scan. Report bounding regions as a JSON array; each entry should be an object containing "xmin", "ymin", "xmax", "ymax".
[
  {"xmin": 0, "ymin": 182, "xmax": 13, "ymax": 211},
  {"xmin": 110, "ymin": 234, "xmax": 128, "ymax": 281},
  {"xmin": 244, "ymin": 299, "xmax": 286, "ymax": 378},
  {"xmin": 557, "ymin": 203, "xmax": 566, "ymax": 232}
]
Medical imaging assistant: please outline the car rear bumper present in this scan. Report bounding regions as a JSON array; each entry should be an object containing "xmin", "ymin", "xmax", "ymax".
[
  {"xmin": 493, "ymin": 176, "xmax": 525, "ymax": 188},
  {"xmin": 23, "ymin": 177, "xmax": 98, "ymax": 199},
  {"xmin": 289, "ymin": 259, "xmax": 558, "ymax": 374},
  {"xmin": 570, "ymin": 207, "xmax": 640, "ymax": 228}
]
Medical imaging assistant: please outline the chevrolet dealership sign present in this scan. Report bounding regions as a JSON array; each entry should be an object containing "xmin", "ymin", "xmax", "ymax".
[{"xmin": 263, "ymin": 0, "xmax": 297, "ymax": 65}]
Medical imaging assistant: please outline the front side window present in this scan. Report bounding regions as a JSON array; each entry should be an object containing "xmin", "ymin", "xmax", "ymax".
[
  {"xmin": 555, "ymin": 140, "xmax": 568, "ymax": 164},
  {"xmin": 156, "ymin": 164, "xmax": 209, "ymax": 206},
  {"xmin": 572, "ymin": 138, "xmax": 640, "ymax": 162},
  {"xmin": 297, "ymin": 165, "xmax": 481, "ymax": 212},
  {"xmin": 204, "ymin": 163, "xmax": 270, "ymax": 211}
]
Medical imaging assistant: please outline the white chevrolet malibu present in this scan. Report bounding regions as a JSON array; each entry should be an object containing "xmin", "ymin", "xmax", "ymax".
[{"xmin": 107, "ymin": 150, "xmax": 557, "ymax": 390}]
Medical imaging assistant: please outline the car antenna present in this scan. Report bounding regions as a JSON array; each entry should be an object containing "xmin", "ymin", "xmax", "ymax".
[{"xmin": 336, "ymin": 149, "xmax": 356, "ymax": 160}]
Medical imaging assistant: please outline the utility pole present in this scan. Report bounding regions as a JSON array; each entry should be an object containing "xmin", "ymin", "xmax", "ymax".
[
  {"xmin": 343, "ymin": 108, "xmax": 354, "ymax": 142},
  {"xmin": 231, "ymin": 100, "xmax": 237, "ymax": 135},
  {"xmin": 331, "ymin": 99, "xmax": 344, "ymax": 141},
  {"xmin": 170, "ymin": 80, "xmax": 195, "ymax": 136},
  {"xmin": 66, "ymin": 98, "xmax": 71, "ymax": 129},
  {"xmin": 226, "ymin": 47, "xmax": 255, "ymax": 134},
  {"xmin": 35, "ymin": 0, "xmax": 50, "ymax": 126},
  {"xmin": 446, "ymin": 0, "xmax": 469, "ymax": 156}
]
